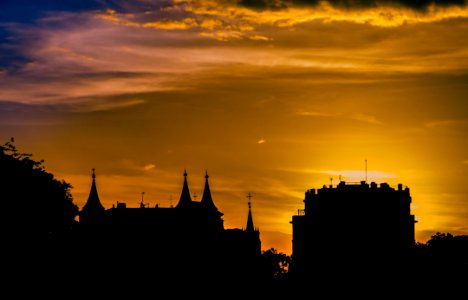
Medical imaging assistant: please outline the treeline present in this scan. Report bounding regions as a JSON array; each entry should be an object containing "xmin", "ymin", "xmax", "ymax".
[{"xmin": 414, "ymin": 232, "xmax": 467, "ymax": 269}]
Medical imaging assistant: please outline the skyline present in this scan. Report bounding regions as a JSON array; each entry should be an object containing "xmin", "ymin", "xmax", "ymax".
[{"xmin": 1, "ymin": 0, "xmax": 468, "ymax": 255}]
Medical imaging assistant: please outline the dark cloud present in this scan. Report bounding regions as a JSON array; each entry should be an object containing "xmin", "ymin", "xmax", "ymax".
[
  {"xmin": 239, "ymin": 0, "xmax": 295, "ymax": 10},
  {"xmin": 0, "ymin": 0, "xmax": 177, "ymax": 67},
  {"xmin": 0, "ymin": 0, "xmax": 106, "ymax": 23},
  {"xmin": 0, "ymin": 1, "xmax": 104, "ymax": 69},
  {"xmin": 239, "ymin": 0, "xmax": 467, "ymax": 10}
]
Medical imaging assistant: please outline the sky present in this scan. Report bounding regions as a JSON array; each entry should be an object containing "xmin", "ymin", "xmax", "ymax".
[{"xmin": 1, "ymin": 0, "xmax": 468, "ymax": 255}]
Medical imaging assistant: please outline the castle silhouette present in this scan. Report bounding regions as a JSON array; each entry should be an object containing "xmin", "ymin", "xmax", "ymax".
[{"xmin": 77, "ymin": 168, "xmax": 262, "ymax": 282}]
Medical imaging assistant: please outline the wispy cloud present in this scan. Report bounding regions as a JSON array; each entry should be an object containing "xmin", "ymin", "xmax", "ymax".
[
  {"xmin": 143, "ymin": 164, "xmax": 156, "ymax": 171},
  {"xmin": 323, "ymin": 169, "xmax": 397, "ymax": 181},
  {"xmin": 279, "ymin": 167, "xmax": 396, "ymax": 182},
  {"xmin": 425, "ymin": 119, "xmax": 468, "ymax": 128},
  {"xmin": 297, "ymin": 111, "xmax": 382, "ymax": 125},
  {"xmin": 257, "ymin": 139, "xmax": 266, "ymax": 144},
  {"xmin": 100, "ymin": 1, "xmax": 468, "ymax": 31},
  {"xmin": 351, "ymin": 113, "xmax": 383, "ymax": 125},
  {"xmin": 1, "ymin": 1, "xmax": 468, "ymax": 111},
  {"xmin": 296, "ymin": 111, "xmax": 335, "ymax": 117}
]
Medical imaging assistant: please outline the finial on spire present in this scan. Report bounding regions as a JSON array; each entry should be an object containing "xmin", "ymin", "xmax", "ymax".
[
  {"xmin": 247, "ymin": 192, "xmax": 252, "ymax": 208},
  {"xmin": 92, "ymin": 168, "xmax": 96, "ymax": 179},
  {"xmin": 205, "ymin": 170, "xmax": 209, "ymax": 179},
  {"xmin": 184, "ymin": 169, "xmax": 187, "ymax": 177}
]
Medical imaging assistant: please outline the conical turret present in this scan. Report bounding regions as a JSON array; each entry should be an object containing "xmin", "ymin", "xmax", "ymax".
[
  {"xmin": 201, "ymin": 171, "xmax": 223, "ymax": 217},
  {"xmin": 80, "ymin": 168, "xmax": 105, "ymax": 225},
  {"xmin": 176, "ymin": 170, "xmax": 192, "ymax": 208}
]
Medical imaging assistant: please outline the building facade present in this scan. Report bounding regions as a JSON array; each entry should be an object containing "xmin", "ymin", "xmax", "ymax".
[{"xmin": 291, "ymin": 180, "xmax": 416, "ymax": 276}]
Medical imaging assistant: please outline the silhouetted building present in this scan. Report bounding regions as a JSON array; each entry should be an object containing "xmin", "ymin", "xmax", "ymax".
[
  {"xmin": 78, "ymin": 169, "xmax": 261, "ymax": 280},
  {"xmin": 291, "ymin": 180, "xmax": 416, "ymax": 276},
  {"xmin": 79, "ymin": 168, "xmax": 105, "ymax": 227},
  {"xmin": 224, "ymin": 196, "xmax": 262, "ymax": 277}
]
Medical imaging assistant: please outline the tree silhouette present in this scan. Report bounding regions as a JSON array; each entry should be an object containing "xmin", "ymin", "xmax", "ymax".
[
  {"xmin": 261, "ymin": 247, "xmax": 291, "ymax": 280},
  {"xmin": 425, "ymin": 232, "xmax": 468, "ymax": 267},
  {"xmin": 0, "ymin": 138, "xmax": 78, "ymax": 243}
]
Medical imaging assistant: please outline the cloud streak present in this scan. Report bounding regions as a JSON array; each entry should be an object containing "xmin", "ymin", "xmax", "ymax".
[
  {"xmin": 279, "ymin": 167, "xmax": 396, "ymax": 181},
  {"xmin": 96, "ymin": 0, "xmax": 468, "ymax": 33},
  {"xmin": 297, "ymin": 110, "xmax": 383, "ymax": 125},
  {"xmin": 1, "ymin": 1, "xmax": 467, "ymax": 111},
  {"xmin": 239, "ymin": 0, "xmax": 467, "ymax": 10},
  {"xmin": 425, "ymin": 119, "xmax": 468, "ymax": 128}
]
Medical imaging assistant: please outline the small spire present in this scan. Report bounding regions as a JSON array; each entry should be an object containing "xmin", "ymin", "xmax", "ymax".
[
  {"xmin": 205, "ymin": 170, "xmax": 209, "ymax": 179},
  {"xmin": 92, "ymin": 168, "xmax": 96, "ymax": 179},
  {"xmin": 140, "ymin": 192, "xmax": 145, "ymax": 208},
  {"xmin": 246, "ymin": 192, "xmax": 255, "ymax": 232},
  {"xmin": 184, "ymin": 169, "xmax": 187, "ymax": 177}
]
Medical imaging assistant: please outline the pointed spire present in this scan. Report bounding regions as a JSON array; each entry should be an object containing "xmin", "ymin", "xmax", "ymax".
[
  {"xmin": 201, "ymin": 171, "xmax": 212, "ymax": 204},
  {"xmin": 246, "ymin": 192, "xmax": 255, "ymax": 232},
  {"xmin": 201, "ymin": 171, "xmax": 223, "ymax": 216},
  {"xmin": 176, "ymin": 169, "xmax": 192, "ymax": 208},
  {"xmin": 80, "ymin": 168, "xmax": 105, "ymax": 224}
]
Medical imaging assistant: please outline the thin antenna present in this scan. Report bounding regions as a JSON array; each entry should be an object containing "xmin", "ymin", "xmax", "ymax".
[
  {"xmin": 141, "ymin": 192, "xmax": 145, "ymax": 208},
  {"xmin": 365, "ymin": 159, "xmax": 368, "ymax": 183},
  {"xmin": 247, "ymin": 192, "xmax": 252, "ymax": 208},
  {"xmin": 330, "ymin": 177, "xmax": 333, "ymax": 187}
]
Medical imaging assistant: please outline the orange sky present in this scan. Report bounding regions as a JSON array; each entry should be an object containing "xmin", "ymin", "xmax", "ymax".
[{"xmin": 1, "ymin": 0, "xmax": 468, "ymax": 255}]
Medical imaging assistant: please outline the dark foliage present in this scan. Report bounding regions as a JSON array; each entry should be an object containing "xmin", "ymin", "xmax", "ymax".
[
  {"xmin": 0, "ymin": 138, "xmax": 78, "ymax": 242},
  {"xmin": 417, "ymin": 232, "xmax": 468, "ymax": 267},
  {"xmin": 261, "ymin": 247, "xmax": 291, "ymax": 279}
]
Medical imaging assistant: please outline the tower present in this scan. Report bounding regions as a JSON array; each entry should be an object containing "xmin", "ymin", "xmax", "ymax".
[
  {"xmin": 201, "ymin": 171, "xmax": 223, "ymax": 218},
  {"xmin": 245, "ymin": 193, "xmax": 261, "ymax": 256},
  {"xmin": 291, "ymin": 181, "xmax": 416, "ymax": 277},
  {"xmin": 175, "ymin": 170, "xmax": 192, "ymax": 209},
  {"xmin": 79, "ymin": 168, "xmax": 105, "ymax": 226},
  {"xmin": 246, "ymin": 193, "xmax": 255, "ymax": 233}
]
